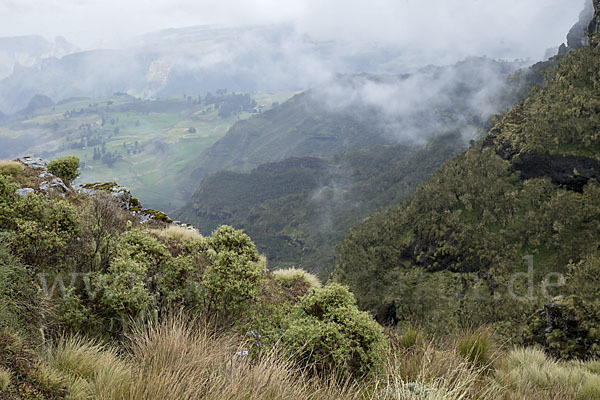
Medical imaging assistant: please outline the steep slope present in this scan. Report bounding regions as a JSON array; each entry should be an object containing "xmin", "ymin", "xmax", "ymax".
[
  {"xmin": 334, "ymin": 8, "xmax": 600, "ymax": 354},
  {"xmin": 175, "ymin": 132, "xmax": 465, "ymax": 276},
  {"xmin": 185, "ymin": 57, "xmax": 522, "ymax": 182}
]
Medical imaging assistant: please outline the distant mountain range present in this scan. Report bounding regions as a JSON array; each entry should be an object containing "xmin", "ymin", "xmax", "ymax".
[
  {"xmin": 0, "ymin": 35, "xmax": 78, "ymax": 81},
  {"xmin": 0, "ymin": 25, "xmax": 418, "ymax": 114}
]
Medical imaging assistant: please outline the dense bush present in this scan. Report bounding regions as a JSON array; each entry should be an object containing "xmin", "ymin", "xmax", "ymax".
[
  {"xmin": 281, "ymin": 283, "xmax": 388, "ymax": 377},
  {"xmin": 208, "ymin": 225, "xmax": 259, "ymax": 261},
  {"xmin": 0, "ymin": 236, "xmax": 46, "ymax": 340},
  {"xmin": 528, "ymin": 296, "xmax": 600, "ymax": 360},
  {"xmin": 0, "ymin": 175, "xmax": 18, "ymax": 229},
  {"xmin": 201, "ymin": 250, "xmax": 264, "ymax": 317},
  {"xmin": 58, "ymin": 225, "xmax": 267, "ymax": 335},
  {"xmin": 47, "ymin": 155, "xmax": 80, "ymax": 184},
  {"xmin": 10, "ymin": 194, "xmax": 81, "ymax": 270},
  {"xmin": 10, "ymin": 193, "xmax": 81, "ymax": 270}
]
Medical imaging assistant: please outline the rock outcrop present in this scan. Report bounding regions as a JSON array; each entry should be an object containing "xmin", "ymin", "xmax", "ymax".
[
  {"xmin": 566, "ymin": 0, "xmax": 594, "ymax": 51},
  {"xmin": 39, "ymin": 178, "xmax": 69, "ymax": 195},
  {"xmin": 557, "ymin": 0, "xmax": 595, "ymax": 55},
  {"xmin": 13, "ymin": 158, "xmax": 195, "ymax": 230},
  {"xmin": 15, "ymin": 188, "xmax": 35, "ymax": 197},
  {"xmin": 589, "ymin": 0, "xmax": 600, "ymax": 46},
  {"xmin": 511, "ymin": 153, "xmax": 600, "ymax": 192}
]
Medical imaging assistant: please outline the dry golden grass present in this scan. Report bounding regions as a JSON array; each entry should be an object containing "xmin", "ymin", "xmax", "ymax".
[
  {"xmin": 495, "ymin": 347, "xmax": 600, "ymax": 400},
  {"xmin": 272, "ymin": 267, "xmax": 322, "ymax": 289},
  {"xmin": 44, "ymin": 318, "xmax": 600, "ymax": 400},
  {"xmin": 152, "ymin": 224, "xmax": 204, "ymax": 242},
  {"xmin": 0, "ymin": 160, "xmax": 24, "ymax": 177},
  {"xmin": 47, "ymin": 317, "xmax": 362, "ymax": 400},
  {"xmin": 0, "ymin": 366, "xmax": 11, "ymax": 392},
  {"xmin": 44, "ymin": 336, "xmax": 132, "ymax": 399}
]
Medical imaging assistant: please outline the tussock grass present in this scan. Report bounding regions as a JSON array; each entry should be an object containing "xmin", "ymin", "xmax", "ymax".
[
  {"xmin": 272, "ymin": 267, "xmax": 322, "ymax": 289},
  {"xmin": 391, "ymin": 325, "xmax": 425, "ymax": 351},
  {"xmin": 384, "ymin": 332, "xmax": 503, "ymax": 399},
  {"xmin": 0, "ymin": 160, "xmax": 24, "ymax": 177},
  {"xmin": 126, "ymin": 317, "xmax": 360, "ymax": 400},
  {"xmin": 496, "ymin": 347, "xmax": 600, "ymax": 399},
  {"xmin": 44, "ymin": 336, "xmax": 132, "ymax": 399},
  {"xmin": 456, "ymin": 326, "xmax": 499, "ymax": 368},
  {"xmin": 47, "ymin": 317, "xmax": 362, "ymax": 400},
  {"xmin": 0, "ymin": 366, "xmax": 11, "ymax": 391},
  {"xmin": 152, "ymin": 224, "xmax": 203, "ymax": 242},
  {"xmin": 44, "ymin": 319, "xmax": 600, "ymax": 400}
]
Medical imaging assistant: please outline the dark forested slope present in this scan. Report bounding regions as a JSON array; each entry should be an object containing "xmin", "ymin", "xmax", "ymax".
[
  {"xmin": 334, "ymin": 5, "xmax": 600, "ymax": 359},
  {"xmin": 175, "ymin": 132, "xmax": 465, "ymax": 276}
]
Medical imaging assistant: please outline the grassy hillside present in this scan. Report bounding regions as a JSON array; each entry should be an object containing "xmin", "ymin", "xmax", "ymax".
[
  {"xmin": 334, "ymin": 30, "xmax": 600, "ymax": 357},
  {"xmin": 0, "ymin": 91, "xmax": 295, "ymax": 210},
  {"xmin": 175, "ymin": 132, "xmax": 465, "ymax": 276}
]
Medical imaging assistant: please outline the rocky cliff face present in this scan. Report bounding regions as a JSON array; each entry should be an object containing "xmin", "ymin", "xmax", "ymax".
[
  {"xmin": 568, "ymin": 0, "xmax": 594, "ymax": 49},
  {"xmin": 589, "ymin": 0, "xmax": 600, "ymax": 46},
  {"xmin": 558, "ymin": 0, "xmax": 595, "ymax": 54}
]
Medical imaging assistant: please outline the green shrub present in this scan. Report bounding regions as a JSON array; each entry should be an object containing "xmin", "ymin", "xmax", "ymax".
[
  {"xmin": 94, "ymin": 256, "xmax": 154, "ymax": 317},
  {"xmin": 116, "ymin": 229, "xmax": 171, "ymax": 269},
  {"xmin": 281, "ymin": 283, "xmax": 388, "ymax": 377},
  {"xmin": 47, "ymin": 155, "xmax": 80, "ymax": 184},
  {"xmin": 0, "ymin": 252, "xmax": 46, "ymax": 339},
  {"xmin": 209, "ymin": 225, "xmax": 259, "ymax": 261},
  {"xmin": 0, "ymin": 175, "xmax": 18, "ymax": 229},
  {"xmin": 11, "ymin": 194, "xmax": 80, "ymax": 270},
  {"xmin": 201, "ymin": 250, "xmax": 264, "ymax": 316},
  {"xmin": 528, "ymin": 295, "xmax": 600, "ymax": 360},
  {"xmin": 457, "ymin": 327, "xmax": 497, "ymax": 367}
]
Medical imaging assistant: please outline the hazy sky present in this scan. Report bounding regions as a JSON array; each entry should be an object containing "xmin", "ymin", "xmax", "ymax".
[{"xmin": 0, "ymin": 0, "xmax": 584, "ymax": 60}]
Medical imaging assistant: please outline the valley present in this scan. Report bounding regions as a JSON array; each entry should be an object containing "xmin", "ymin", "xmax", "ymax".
[{"xmin": 0, "ymin": 91, "xmax": 296, "ymax": 210}]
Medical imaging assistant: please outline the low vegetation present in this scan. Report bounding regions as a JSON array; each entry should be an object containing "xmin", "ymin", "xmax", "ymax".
[{"xmin": 2, "ymin": 157, "xmax": 600, "ymax": 398}]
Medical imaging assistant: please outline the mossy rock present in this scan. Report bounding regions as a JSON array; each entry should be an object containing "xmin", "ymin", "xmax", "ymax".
[
  {"xmin": 82, "ymin": 182, "xmax": 119, "ymax": 192},
  {"xmin": 142, "ymin": 209, "xmax": 173, "ymax": 223}
]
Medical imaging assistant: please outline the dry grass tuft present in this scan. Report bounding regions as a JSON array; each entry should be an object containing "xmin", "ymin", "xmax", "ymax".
[
  {"xmin": 47, "ymin": 317, "xmax": 362, "ymax": 400},
  {"xmin": 0, "ymin": 160, "xmax": 24, "ymax": 177},
  {"xmin": 0, "ymin": 366, "xmax": 11, "ymax": 391},
  {"xmin": 44, "ymin": 336, "xmax": 132, "ymax": 399},
  {"xmin": 272, "ymin": 267, "xmax": 322, "ymax": 290},
  {"xmin": 495, "ymin": 347, "xmax": 600, "ymax": 399},
  {"xmin": 456, "ymin": 326, "xmax": 499, "ymax": 368},
  {"xmin": 44, "ymin": 319, "xmax": 600, "ymax": 400},
  {"xmin": 152, "ymin": 225, "xmax": 203, "ymax": 242}
]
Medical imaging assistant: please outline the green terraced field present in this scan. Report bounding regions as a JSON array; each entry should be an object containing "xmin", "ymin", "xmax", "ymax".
[{"xmin": 2, "ymin": 91, "xmax": 297, "ymax": 211}]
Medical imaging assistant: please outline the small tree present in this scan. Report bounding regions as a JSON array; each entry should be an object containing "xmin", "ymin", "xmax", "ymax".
[
  {"xmin": 47, "ymin": 156, "xmax": 80, "ymax": 184},
  {"xmin": 201, "ymin": 226, "xmax": 263, "ymax": 318}
]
